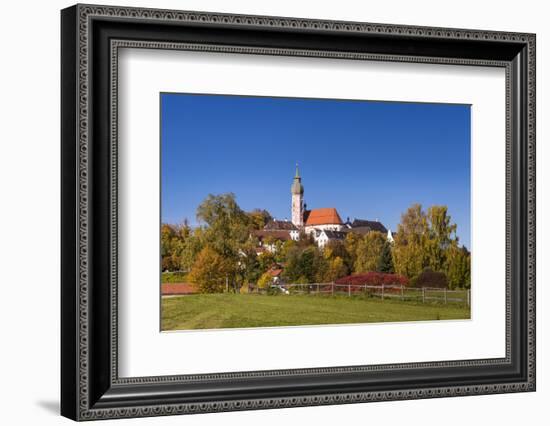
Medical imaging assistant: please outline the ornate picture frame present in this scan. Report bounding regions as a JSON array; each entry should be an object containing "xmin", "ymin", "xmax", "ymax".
[{"xmin": 61, "ymin": 4, "xmax": 535, "ymax": 421}]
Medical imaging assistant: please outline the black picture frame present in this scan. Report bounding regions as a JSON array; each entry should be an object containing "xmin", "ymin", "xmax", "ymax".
[{"xmin": 61, "ymin": 4, "xmax": 536, "ymax": 421}]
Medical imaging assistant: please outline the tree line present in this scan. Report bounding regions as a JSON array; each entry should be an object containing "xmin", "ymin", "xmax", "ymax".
[{"xmin": 161, "ymin": 194, "xmax": 470, "ymax": 293}]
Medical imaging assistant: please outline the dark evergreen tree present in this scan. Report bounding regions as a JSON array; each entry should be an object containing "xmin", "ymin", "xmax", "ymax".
[{"xmin": 377, "ymin": 241, "xmax": 395, "ymax": 273}]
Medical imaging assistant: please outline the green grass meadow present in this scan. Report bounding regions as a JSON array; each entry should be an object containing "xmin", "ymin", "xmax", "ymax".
[{"xmin": 161, "ymin": 293, "xmax": 470, "ymax": 331}]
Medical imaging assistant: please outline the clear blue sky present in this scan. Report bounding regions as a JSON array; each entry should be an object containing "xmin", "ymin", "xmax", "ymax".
[{"xmin": 161, "ymin": 93, "xmax": 471, "ymax": 249}]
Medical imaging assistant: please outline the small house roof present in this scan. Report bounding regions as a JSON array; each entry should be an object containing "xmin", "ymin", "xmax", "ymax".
[
  {"xmin": 322, "ymin": 230, "xmax": 348, "ymax": 240},
  {"xmin": 350, "ymin": 219, "xmax": 388, "ymax": 234},
  {"xmin": 264, "ymin": 220, "xmax": 298, "ymax": 231},
  {"xmin": 268, "ymin": 269, "xmax": 283, "ymax": 277},
  {"xmin": 254, "ymin": 230, "xmax": 293, "ymax": 241}
]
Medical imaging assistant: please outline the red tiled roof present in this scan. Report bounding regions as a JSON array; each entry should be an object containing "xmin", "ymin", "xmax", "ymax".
[
  {"xmin": 269, "ymin": 269, "xmax": 283, "ymax": 277},
  {"xmin": 161, "ymin": 283, "xmax": 197, "ymax": 295},
  {"xmin": 305, "ymin": 208, "xmax": 343, "ymax": 226}
]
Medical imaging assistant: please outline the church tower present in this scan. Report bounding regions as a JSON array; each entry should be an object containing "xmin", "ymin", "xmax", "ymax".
[{"xmin": 291, "ymin": 164, "xmax": 304, "ymax": 228}]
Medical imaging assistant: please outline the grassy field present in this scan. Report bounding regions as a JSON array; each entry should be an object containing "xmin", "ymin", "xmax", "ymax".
[{"xmin": 161, "ymin": 294, "xmax": 470, "ymax": 331}]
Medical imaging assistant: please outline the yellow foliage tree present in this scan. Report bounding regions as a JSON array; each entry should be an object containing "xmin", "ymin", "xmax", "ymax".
[
  {"xmin": 257, "ymin": 272, "xmax": 273, "ymax": 289},
  {"xmin": 354, "ymin": 232, "xmax": 387, "ymax": 273},
  {"xmin": 187, "ymin": 246, "xmax": 234, "ymax": 293},
  {"xmin": 323, "ymin": 256, "xmax": 348, "ymax": 282}
]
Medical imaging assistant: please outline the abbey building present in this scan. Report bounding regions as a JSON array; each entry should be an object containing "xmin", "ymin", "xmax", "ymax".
[{"xmin": 255, "ymin": 166, "xmax": 394, "ymax": 251}]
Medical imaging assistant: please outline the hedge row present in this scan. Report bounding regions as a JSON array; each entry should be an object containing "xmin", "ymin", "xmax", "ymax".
[
  {"xmin": 335, "ymin": 272, "xmax": 409, "ymax": 286},
  {"xmin": 161, "ymin": 271, "xmax": 187, "ymax": 283}
]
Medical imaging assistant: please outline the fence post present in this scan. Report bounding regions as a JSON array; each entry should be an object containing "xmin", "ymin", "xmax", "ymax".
[
  {"xmin": 422, "ymin": 287, "xmax": 425, "ymax": 303},
  {"xmin": 348, "ymin": 284, "xmax": 351, "ymax": 297},
  {"xmin": 400, "ymin": 285, "xmax": 404, "ymax": 301},
  {"xmin": 444, "ymin": 288, "xmax": 447, "ymax": 304},
  {"xmin": 331, "ymin": 282, "xmax": 334, "ymax": 296},
  {"xmin": 317, "ymin": 283, "xmax": 320, "ymax": 295},
  {"xmin": 381, "ymin": 284, "xmax": 385, "ymax": 300},
  {"xmin": 467, "ymin": 289, "xmax": 470, "ymax": 307}
]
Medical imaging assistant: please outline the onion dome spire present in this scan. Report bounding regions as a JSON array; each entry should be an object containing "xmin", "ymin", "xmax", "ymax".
[{"xmin": 291, "ymin": 163, "xmax": 304, "ymax": 194}]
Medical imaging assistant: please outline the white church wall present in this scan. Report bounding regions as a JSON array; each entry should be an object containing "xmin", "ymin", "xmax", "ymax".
[{"xmin": 305, "ymin": 224, "xmax": 345, "ymax": 233}]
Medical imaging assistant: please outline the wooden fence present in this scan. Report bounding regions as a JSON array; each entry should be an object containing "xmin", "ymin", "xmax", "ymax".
[{"xmin": 276, "ymin": 283, "xmax": 470, "ymax": 306}]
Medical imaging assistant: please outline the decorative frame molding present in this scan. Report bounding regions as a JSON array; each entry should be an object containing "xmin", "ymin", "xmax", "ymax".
[{"xmin": 61, "ymin": 4, "xmax": 535, "ymax": 421}]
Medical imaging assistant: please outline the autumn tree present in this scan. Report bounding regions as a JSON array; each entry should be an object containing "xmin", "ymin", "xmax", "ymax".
[
  {"xmin": 393, "ymin": 203, "xmax": 465, "ymax": 286},
  {"xmin": 446, "ymin": 245, "xmax": 471, "ymax": 289},
  {"xmin": 323, "ymin": 240, "xmax": 352, "ymax": 274},
  {"xmin": 392, "ymin": 204, "xmax": 428, "ymax": 279},
  {"xmin": 399, "ymin": 203, "xmax": 427, "ymax": 244},
  {"xmin": 257, "ymin": 251, "xmax": 277, "ymax": 273},
  {"xmin": 424, "ymin": 205, "xmax": 458, "ymax": 272},
  {"xmin": 257, "ymin": 272, "xmax": 273, "ymax": 289},
  {"xmin": 160, "ymin": 224, "xmax": 179, "ymax": 271},
  {"xmin": 178, "ymin": 227, "xmax": 204, "ymax": 272},
  {"xmin": 247, "ymin": 209, "xmax": 273, "ymax": 230},
  {"xmin": 187, "ymin": 246, "xmax": 235, "ymax": 293},
  {"xmin": 323, "ymin": 256, "xmax": 348, "ymax": 282},
  {"xmin": 295, "ymin": 230, "xmax": 316, "ymax": 248},
  {"xmin": 161, "ymin": 222, "xmax": 195, "ymax": 272},
  {"xmin": 354, "ymin": 231, "xmax": 387, "ymax": 273},
  {"xmin": 392, "ymin": 240, "xmax": 424, "ymax": 280}
]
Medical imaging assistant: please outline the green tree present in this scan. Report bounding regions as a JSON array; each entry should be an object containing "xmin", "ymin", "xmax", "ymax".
[
  {"xmin": 196, "ymin": 193, "xmax": 250, "ymax": 258},
  {"xmin": 283, "ymin": 246, "xmax": 325, "ymax": 283},
  {"xmin": 187, "ymin": 246, "xmax": 235, "ymax": 293},
  {"xmin": 377, "ymin": 240, "xmax": 395, "ymax": 273},
  {"xmin": 238, "ymin": 243, "xmax": 262, "ymax": 286},
  {"xmin": 278, "ymin": 239, "xmax": 297, "ymax": 263},
  {"xmin": 194, "ymin": 193, "xmax": 253, "ymax": 288},
  {"xmin": 297, "ymin": 247, "xmax": 316, "ymax": 281}
]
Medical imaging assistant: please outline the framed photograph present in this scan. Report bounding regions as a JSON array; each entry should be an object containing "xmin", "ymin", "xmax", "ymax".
[{"xmin": 61, "ymin": 4, "xmax": 536, "ymax": 421}]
